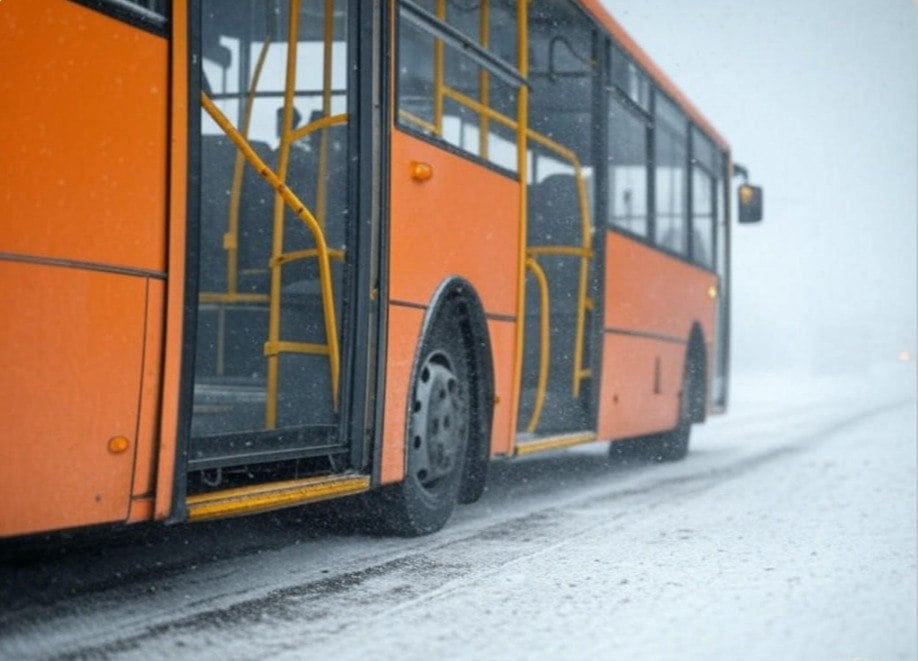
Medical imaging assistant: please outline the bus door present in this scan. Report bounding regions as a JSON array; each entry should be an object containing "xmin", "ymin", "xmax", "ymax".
[
  {"xmin": 187, "ymin": 0, "xmax": 374, "ymax": 488},
  {"xmin": 389, "ymin": 0, "xmax": 602, "ymax": 459},
  {"xmin": 515, "ymin": 1, "xmax": 601, "ymax": 442}
]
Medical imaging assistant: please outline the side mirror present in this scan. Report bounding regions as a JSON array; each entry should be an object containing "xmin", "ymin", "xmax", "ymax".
[{"xmin": 738, "ymin": 184, "xmax": 763, "ymax": 224}]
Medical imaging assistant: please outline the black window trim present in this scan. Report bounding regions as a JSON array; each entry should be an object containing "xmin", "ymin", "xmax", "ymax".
[
  {"xmin": 67, "ymin": 0, "xmax": 168, "ymax": 36},
  {"xmin": 398, "ymin": 0, "xmax": 528, "ymax": 89}
]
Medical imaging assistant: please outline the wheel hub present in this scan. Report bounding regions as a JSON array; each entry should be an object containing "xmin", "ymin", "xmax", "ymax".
[{"xmin": 410, "ymin": 352, "xmax": 466, "ymax": 487}]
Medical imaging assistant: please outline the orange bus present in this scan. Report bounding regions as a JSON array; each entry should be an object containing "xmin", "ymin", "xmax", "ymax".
[{"xmin": 0, "ymin": 0, "xmax": 761, "ymax": 538}]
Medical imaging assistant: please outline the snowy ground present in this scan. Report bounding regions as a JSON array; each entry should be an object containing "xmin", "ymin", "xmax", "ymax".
[{"xmin": 1, "ymin": 364, "xmax": 915, "ymax": 660}]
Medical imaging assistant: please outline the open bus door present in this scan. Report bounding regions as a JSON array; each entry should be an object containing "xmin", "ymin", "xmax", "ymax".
[{"xmin": 176, "ymin": 0, "xmax": 380, "ymax": 513}]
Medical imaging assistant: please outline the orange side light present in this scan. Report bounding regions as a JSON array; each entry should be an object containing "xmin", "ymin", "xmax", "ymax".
[
  {"xmin": 409, "ymin": 160, "xmax": 434, "ymax": 182},
  {"xmin": 108, "ymin": 436, "xmax": 131, "ymax": 454}
]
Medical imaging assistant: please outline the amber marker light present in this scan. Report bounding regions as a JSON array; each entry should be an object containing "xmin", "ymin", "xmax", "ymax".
[
  {"xmin": 409, "ymin": 160, "xmax": 433, "ymax": 182},
  {"xmin": 707, "ymin": 285, "xmax": 718, "ymax": 300},
  {"xmin": 739, "ymin": 184, "xmax": 755, "ymax": 205},
  {"xmin": 108, "ymin": 436, "xmax": 130, "ymax": 454}
]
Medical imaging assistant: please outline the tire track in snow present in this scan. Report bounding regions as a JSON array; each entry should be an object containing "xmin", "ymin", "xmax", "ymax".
[{"xmin": 43, "ymin": 398, "xmax": 911, "ymax": 660}]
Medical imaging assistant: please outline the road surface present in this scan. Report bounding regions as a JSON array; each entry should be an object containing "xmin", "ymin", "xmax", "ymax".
[{"xmin": 1, "ymin": 366, "xmax": 915, "ymax": 659}]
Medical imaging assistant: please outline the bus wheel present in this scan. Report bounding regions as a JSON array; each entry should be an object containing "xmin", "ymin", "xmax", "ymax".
[
  {"xmin": 383, "ymin": 321, "xmax": 470, "ymax": 535},
  {"xmin": 652, "ymin": 352, "xmax": 698, "ymax": 462}
]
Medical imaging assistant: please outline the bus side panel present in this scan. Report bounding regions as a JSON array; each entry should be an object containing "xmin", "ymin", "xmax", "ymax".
[
  {"xmin": 388, "ymin": 131, "xmax": 519, "ymax": 317},
  {"xmin": 131, "ymin": 279, "xmax": 166, "ymax": 501},
  {"xmin": 485, "ymin": 319, "xmax": 516, "ymax": 457},
  {"xmin": 598, "ymin": 335, "xmax": 684, "ymax": 438},
  {"xmin": 382, "ymin": 130, "xmax": 521, "ymax": 483},
  {"xmin": 0, "ymin": 263, "xmax": 147, "ymax": 537},
  {"xmin": 380, "ymin": 304, "xmax": 424, "ymax": 484},
  {"xmin": 599, "ymin": 232, "xmax": 717, "ymax": 440},
  {"xmin": 0, "ymin": 0, "xmax": 168, "ymax": 274},
  {"xmin": 0, "ymin": 0, "xmax": 169, "ymax": 536}
]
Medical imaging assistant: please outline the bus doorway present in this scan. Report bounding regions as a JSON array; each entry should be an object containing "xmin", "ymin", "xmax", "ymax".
[{"xmin": 186, "ymin": 0, "xmax": 376, "ymax": 492}]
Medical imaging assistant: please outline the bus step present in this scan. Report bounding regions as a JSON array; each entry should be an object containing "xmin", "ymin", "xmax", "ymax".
[
  {"xmin": 514, "ymin": 431, "xmax": 598, "ymax": 457},
  {"xmin": 186, "ymin": 473, "xmax": 371, "ymax": 521}
]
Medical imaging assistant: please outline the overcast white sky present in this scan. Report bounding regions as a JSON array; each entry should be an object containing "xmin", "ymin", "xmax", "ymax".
[{"xmin": 602, "ymin": 0, "xmax": 918, "ymax": 373}]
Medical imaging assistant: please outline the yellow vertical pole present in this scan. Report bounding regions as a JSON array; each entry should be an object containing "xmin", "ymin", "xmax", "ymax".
[
  {"xmin": 511, "ymin": 0, "xmax": 529, "ymax": 437},
  {"xmin": 227, "ymin": 36, "xmax": 272, "ymax": 298},
  {"xmin": 478, "ymin": 0, "xmax": 490, "ymax": 159},
  {"xmin": 572, "ymin": 167, "xmax": 591, "ymax": 398},
  {"xmin": 315, "ymin": 0, "xmax": 335, "ymax": 230},
  {"xmin": 266, "ymin": 0, "xmax": 302, "ymax": 429},
  {"xmin": 433, "ymin": 0, "xmax": 446, "ymax": 136},
  {"xmin": 219, "ymin": 37, "xmax": 272, "ymax": 378},
  {"xmin": 524, "ymin": 258, "xmax": 550, "ymax": 434}
]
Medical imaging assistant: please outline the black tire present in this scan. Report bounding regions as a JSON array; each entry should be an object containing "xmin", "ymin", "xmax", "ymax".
[
  {"xmin": 457, "ymin": 431, "xmax": 489, "ymax": 504},
  {"xmin": 377, "ymin": 315, "xmax": 471, "ymax": 536},
  {"xmin": 649, "ymin": 350, "xmax": 699, "ymax": 462},
  {"xmin": 457, "ymin": 351, "xmax": 492, "ymax": 504}
]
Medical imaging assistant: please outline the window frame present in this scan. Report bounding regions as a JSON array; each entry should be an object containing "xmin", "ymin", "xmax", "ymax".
[
  {"xmin": 393, "ymin": 0, "xmax": 525, "ymax": 178},
  {"xmin": 67, "ymin": 0, "xmax": 168, "ymax": 36}
]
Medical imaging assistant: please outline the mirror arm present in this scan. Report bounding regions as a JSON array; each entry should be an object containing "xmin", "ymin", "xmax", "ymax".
[{"xmin": 733, "ymin": 162, "xmax": 749, "ymax": 183}]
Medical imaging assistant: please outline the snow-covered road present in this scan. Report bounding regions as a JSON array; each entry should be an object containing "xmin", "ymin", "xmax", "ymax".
[{"xmin": 1, "ymin": 366, "xmax": 915, "ymax": 660}]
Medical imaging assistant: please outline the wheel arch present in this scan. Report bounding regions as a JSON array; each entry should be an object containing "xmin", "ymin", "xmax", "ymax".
[
  {"xmin": 686, "ymin": 322, "xmax": 708, "ymax": 424},
  {"xmin": 411, "ymin": 277, "xmax": 495, "ymax": 489}
]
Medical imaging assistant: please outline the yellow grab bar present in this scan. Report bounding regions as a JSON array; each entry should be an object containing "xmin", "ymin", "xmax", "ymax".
[
  {"xmin": 316, "ymin": 0, "xmax": 336, "ymax": 230},
  {"xmin": 441, "ymin": 83, "xmax": 593, "ymax": 400},
  {"xmin": 479, "ymin": 0, "xmax": 491, "ymax": 159},
  {"xmin": 226, "ymin": 33, "xmax": 273, "ymax": 298},
  {"xmin": 524, "ymin": 257, "xmax": 550, "ymax": 434},
  {"xmin": 201, "ymin": 91, "xmax": 340, "ymax": 422},
  {"xmin": 272, "ymin": 248, "xmax": 345, "ymax": 268},
  {"xmin": 397, "ymin": 109, "xmax": 438, "ymax": 134},
  {"xmin": 289, "ymin": 113, "xmax": 349, "ymax": 144}
]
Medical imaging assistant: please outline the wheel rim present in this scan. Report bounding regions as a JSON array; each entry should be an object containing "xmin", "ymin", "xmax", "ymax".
[{"xmin": 408, "ymin": 350, "xmax": 468, "ymax": 496}]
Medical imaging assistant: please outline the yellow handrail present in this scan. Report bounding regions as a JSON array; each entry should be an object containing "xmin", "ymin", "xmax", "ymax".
[
  {"xmin": 290, "ymin": 112, "xmax": 349, "ymax": 143},
  {"xmin": 199, "ymin": 292, "xmax": 270, "ymax": 305},
  {"xmin": 527, "ymin": 245, "xmax": 592, "ymax": 259},
  {"xmin": 434, "ymin": 0, "xmax": 446, "ymax": 135},
  {"xmin": 398, "ymin": 109, "xmax": 437, "ymax": 135},
  {"xmin": 512, "ymin": 0, "xmax": 530, "ymax": 441},
  {"xmin": 524, "ymin": 257, "xmax": 550, "ymax": 434},
  {"xmin": 272, "ymin": 248, "xmax": 345, "ymax": 268},
  {"xmin": 200, "ymin": 90, "xmax": 340, "ymax": 424},
  {"xmin": 439, "ymin": 84, "xmax": 593, "ymax": 400},
  {"xmin": 226, "ymin": 32, "xmax": 272, "ymax": 298},
  {"xmin": 479, "ymin": 0, "xmax": 491, "ymax": 159},
  {"xmin": 315, "ymin": 0, "xmax": 336, "ymax": 230},
  {"xmin": 202, "ymin": 1, "xmax": 349, "ymax": 428}
]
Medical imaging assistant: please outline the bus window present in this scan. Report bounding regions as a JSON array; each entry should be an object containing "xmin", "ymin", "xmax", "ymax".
[
  {"xmin": 691, "ymin": 128, "xmax": 717, "ymax": 269},
  {"xmin": 608, "ymin": 91, "xmax": 651, "ymax": 239},
  {"xmin": 610, "ymin": 43, "xmax": 651, "ymax": 112},
  {"xmin": 691, "ymin": 167, "xmax": 715, "ymax": 268},
  {"xmin": 122, "ymin": 0, "xmax": 168, "ymax": 15},
  {"xmin": 396, "ymin": 1, "xmax": 519, "ymax": 172},
  {"xmin": 654, "ymin": 93, "xmax": 688, "ymax": 256}
]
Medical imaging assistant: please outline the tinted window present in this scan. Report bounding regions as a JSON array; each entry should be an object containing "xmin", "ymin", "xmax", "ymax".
[
  {"xmin": 608, "ymin": 96, "xmax": 649, "ymax": 238},
  {"xmin": 396, "ymin": 1, "xmax": 520, "ymax": 172},
  {"xmin": 654, "ymin": 94, "xmax": 688, "ymax": 255},
  {"xmin": 105, "ymin": 0, "xmax": 168, "ymax": 21},
  {"xmin": 691, "ymin": 128, "xmax": 717, "ymax": 268},
  {"xmin": 611, "ymin": 44, "xmax": 651, "ymax": 111}
]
